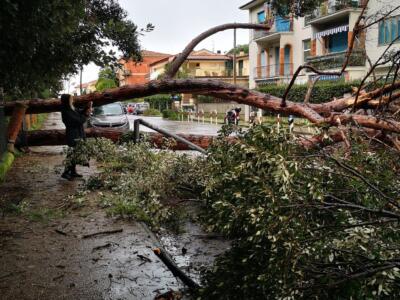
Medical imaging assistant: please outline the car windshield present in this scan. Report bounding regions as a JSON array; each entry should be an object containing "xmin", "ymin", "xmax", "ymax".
[{"xmin": 93, "ymin": 104, "xmax": 123, "ymax": 116}]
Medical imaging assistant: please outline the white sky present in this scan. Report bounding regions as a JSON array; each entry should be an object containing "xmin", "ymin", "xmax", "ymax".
[{"xmin": 65, "ymin": 0, "xmax": 249, "ymax": 92}]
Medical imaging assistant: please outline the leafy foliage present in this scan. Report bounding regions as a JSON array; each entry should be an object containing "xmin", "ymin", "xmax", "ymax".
[
  {"xmin": 95, "ymin": 67, "xmax": 119, "ymax": 92},
  {"xmin": 0, "ymin": 0, "xmax": 144, "ymax": 98},
  {"xmin": 271, "ymin": 0, "xmax": 325, "ymax": 17},
  {"xmin": 66, "ymin": 137, "xmax": 203, "ymax": 231},
  {"xmin": 162, "ymin": 109, "xmax": 180, "ymax": 120},
  {"xmin": 198, "ymin": 125, "xmax": 400, "ymax": 299},
  {"xmin": 144, "ymin": 94, "xmax": 176, "ymax": 111},
  {"xmin": 143, "ymin": 108, "xmax": 162, "ymax": 116},
  {"xmin": 64, "ymin": 125, "xmax": 400, "ymax": 298},
  {"xmin": 227, "ymin": 44, "xmax": 249, "ymax": 55}
]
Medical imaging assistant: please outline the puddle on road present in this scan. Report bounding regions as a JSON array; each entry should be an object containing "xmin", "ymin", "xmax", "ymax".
[{"xmin": 157, "ymin": 221, "xmax": 230, "ymax": 286}]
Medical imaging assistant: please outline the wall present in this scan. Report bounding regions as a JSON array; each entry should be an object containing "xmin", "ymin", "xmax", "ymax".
[
  {"xmin": 248, "ymin": 2, "xmax": 265, "ymax": 88},
  {"xmin": 187, "ymin": 61, "xmax": 227, "ymax": 76},
  {"xmin": 121, "ymin": 55, "xmax": 170, "ymax": 85},
  {"xmin": 365, "ymin": 0, "xmax": 400, "ymax": 68},
  {"xmin": 247, "ymin": 2, "xmax": 312, "ymax": 88},
  {"xmin": 150, "ymin": 60, "xmax": 169, "ymax": 80}
]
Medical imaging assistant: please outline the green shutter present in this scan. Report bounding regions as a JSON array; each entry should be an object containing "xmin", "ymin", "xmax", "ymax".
[
  {"xmin": 379, "ymin": 21, "xmax": 385, "ymax": 45},
  {"xmin": 391, "ymin": 18, "xmax": 397, "ymax": 42},
  {"xmin": 384, "ymin": 19, "xmax": 390, "ymax": 43},
  {"xmin": 398, "ymin": 17, "xmax": 400, "ymax": 40}
]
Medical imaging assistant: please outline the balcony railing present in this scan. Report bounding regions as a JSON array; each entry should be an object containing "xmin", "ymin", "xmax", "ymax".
[
  {"xmin": 306, "ymin": 50, "xmax": 366, "ymax": 70},
  {"xmin": 187, "ymin": 69, "xmax": 249, "ymax": 78},
  {"xmin": 306, "ymin": 0, "xmax": 364, "ymax": 24},
  {"xmin": 253, "ymin": 17, "xmax": 293, "ymax": 40},
  {"xmin": 254, "ymin": 63, "xmax": 293, "ymax": 80}
]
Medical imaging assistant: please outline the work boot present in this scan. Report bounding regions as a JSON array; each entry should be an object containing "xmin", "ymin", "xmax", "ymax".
[
  {"xmin": 70, "ymin": 165, "xmax": 83, "ymax": 178},
  {"xmin": 61, "ymin": 171, "xmax": 73, "ymax": 181},
  {"xmin": 70, "ymin": 171, "xmax": 83, "ymax": 178}
]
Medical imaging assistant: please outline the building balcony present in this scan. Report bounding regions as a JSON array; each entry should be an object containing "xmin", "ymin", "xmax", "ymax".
[
  {"xmin": 187, "ymin": 69, "xmax": 248, "ymax": 78},
  {"xmin": 253, "ymin": 17, "xmax": 293, "ymax": 41},
  {"xmin": 305, "ymin": 0, "xmax": 364, "ymax": 25},
  {"xmin": 254, "ymin": 63, "xmax": 293, "ymax": 81},
  {"xmin": 306, "ymin": 50, "xmax": 366, "ymax": 70}
]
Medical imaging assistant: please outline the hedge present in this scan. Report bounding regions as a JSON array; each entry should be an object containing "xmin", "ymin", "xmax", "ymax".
[
  {"xmin": 257, "ymin": 81, "xmax": 360, "ymax": 104},
  {"xmin": 143, "ymin": 108, "xmax": 161, "ymax": 116},
  {"xmin": 143, "ymin": 94, "xmax": 181, "ymax": 111},
  {"xmin": 162, "ymin": 109, "xmax": 180, "ymax": 120}
]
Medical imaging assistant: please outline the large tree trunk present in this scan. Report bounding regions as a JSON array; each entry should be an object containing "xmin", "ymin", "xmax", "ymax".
[
  {"xmin": 19, "ymin": 128, "xmax": 218, "ymax": 151},
  {"xmin": 5, "ymin": 79, "xmax": 400, "ymax": 134},
  {"xmin": 7, "ymin": 102, "xmax": 27, "ymax": 152}
]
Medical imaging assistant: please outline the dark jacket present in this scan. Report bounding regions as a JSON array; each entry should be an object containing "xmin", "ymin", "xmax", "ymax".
[{"xmin": 61, "ymin": 107, "xmax": 87, "ymax": 147}]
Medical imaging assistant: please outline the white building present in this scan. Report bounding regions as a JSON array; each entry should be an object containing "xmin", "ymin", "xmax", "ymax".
[{"xmin": 240, "ymin": 0, "xmax": 400, "ymax": 89}]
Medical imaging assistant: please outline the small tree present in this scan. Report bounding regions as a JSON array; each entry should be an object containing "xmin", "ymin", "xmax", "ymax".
[{"xmin": 95, "ymin": 67, "xmax": 118, "ymax": 92}]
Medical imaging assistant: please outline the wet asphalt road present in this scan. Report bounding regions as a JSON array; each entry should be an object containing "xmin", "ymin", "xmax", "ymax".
[{"xmin": 127, "ymin": 115, "xmax": 222, "ymax": 136}]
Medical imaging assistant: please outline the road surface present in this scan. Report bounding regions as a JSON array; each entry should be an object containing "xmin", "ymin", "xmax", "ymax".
[{"xmin": 128, "ymin": 115, "xmax": 222, "ymax": 136}]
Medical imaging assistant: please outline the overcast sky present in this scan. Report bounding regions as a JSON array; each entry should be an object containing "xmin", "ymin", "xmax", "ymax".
[{"xmin": 66, "ymin": 0, "xmax": 249, "ymax": 91}]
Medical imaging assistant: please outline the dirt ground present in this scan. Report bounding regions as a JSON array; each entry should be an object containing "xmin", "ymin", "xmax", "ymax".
[{"xmin": 0, "ymin": 113, "xmax": 229, "ymax": 300}]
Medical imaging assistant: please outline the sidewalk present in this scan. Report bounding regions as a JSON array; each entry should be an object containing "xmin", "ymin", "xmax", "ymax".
[
  {"xmin": 0, "ymin": 113, "xmax": 183, "ymax": 299},
  {"xmin": 0, "ymin": 112, "xmax": 228, "ymax": 300}
]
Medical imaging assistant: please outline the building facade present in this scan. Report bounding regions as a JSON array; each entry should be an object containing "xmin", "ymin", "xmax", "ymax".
[
  {"xmin": 118, "ymin": 50, "xmax": 171, "ymax": 86},
  {"xmin": 241, "ymin": 0, "xmax": 400, "ymax": 89},
  {"xmin": 74, "ymin": 80, "xmax": 97, "ymax": 95},
  {"xmin": 149, "ymin": 49, "xmax": 250, "ymax": 106}
]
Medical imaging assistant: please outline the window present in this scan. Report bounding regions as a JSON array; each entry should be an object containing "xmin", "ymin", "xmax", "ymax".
[
  {"xmin": 303, "ymin": 39, "xmax": 311, "ymax": 62},
  {"xmin": 378, "ymin": 16, "xmax": 400, "ymax": 45},
  {"xmin": 196, "ymin": 63, "xmax": 200, "ymax": 67},
  {"xmin": 257, "ymin": 11, "xmax": 266, "ymax": 23}
]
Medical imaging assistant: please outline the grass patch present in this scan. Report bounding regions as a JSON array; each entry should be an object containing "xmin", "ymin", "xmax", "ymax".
[{"xmin": 26, "ymin": 207, "xmax": 65, "ymax": 223}]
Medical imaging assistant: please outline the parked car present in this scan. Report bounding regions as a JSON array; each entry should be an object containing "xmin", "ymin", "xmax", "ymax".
[
  {"xmin": 88, "ymin": 102, "xmax": 130, "ymax": 130},
  {"xmin": 134, "ymin": 102, "xmax": 150, "ymax": 115}
]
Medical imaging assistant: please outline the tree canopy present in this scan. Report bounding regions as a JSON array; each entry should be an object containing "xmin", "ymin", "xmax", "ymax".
[
  {"xmin": 0, "ymin": 0, "xmax": 147, "ymax": 99},
  {"xmin": 95, "ymin": 67, "xmax": 118, "ymax": 92},
  {"xmin": 227, "ymin": 44, "xmax": 249, "ymax": 55}
]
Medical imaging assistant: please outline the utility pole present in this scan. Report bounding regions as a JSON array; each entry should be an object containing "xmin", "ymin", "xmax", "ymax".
[
  {"xmin": 79, "ymin": 65, "xmax": 83, "ymax": 95},
  {"xmin": 233, "ymin": 28, "xmax": 237, "ymax": 85}
]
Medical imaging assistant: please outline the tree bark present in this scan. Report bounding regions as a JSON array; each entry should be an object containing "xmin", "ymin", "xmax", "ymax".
[
  {"xmin": 19, "ymin": 128, "xmax": 218, "ymax": 151},
  {"xmin": 7, "ymin": 102, "xmax": 27, "ymax": 152}
]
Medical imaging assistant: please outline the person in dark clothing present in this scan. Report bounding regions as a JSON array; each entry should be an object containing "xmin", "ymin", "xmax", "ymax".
[{"xmin": 60, "ymin": 94, "xmax": 92, "ymax": 180}]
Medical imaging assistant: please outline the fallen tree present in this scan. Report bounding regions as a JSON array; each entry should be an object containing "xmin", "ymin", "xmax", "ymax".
[
  {"xmin": 4, "ymin": 5, "xmax": 400, "ymax": 148},
  {"xmin": 18, "ymin": 128, "xmax": 217, "ymax": 151},
  {"xmin": 4, "ymin": 79, "xmax": 400, "ymax": 135}
]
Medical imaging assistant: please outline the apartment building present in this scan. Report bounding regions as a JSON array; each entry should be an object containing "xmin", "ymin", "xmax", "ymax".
[
  {"xmin": 149, "ymin": 49, "xmax": 250, "ymax": 106},
  {"xmin": 118, "ymin": 50, "xmax": 171, "ymax": 85},
  {"xmin": 241, "ymin": 0, "xmax": 400, "ymax": 88}
]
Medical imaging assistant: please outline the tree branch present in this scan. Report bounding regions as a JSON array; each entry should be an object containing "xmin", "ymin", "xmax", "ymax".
[{"xmin": 165, "ymin": 23, "xmax": 270, "ymax": 78}]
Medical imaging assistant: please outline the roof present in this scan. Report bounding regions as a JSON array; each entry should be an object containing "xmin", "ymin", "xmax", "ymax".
[
  {"xmin": 141, "ymin": 50, "xmax": 171, "ymax": 57},
  {"xmin": 149, "ymin": 55, "xmax": 174, "ymax": 67},
  {"xmin": 75, "ymin": 80, "xmax": 97, "ymax": 89},
  {"xmin": 149, "ymin": 49, "xmax": 232, "ymax": 67},
  {"xmin": 187, "ymin": 49, "xmax": 231, "ymax": 60},
  {"xmin": 239, "ymin": 0, "xmax": 264, "ymax": 10}
]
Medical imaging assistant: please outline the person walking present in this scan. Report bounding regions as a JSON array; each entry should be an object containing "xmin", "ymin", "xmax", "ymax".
[{"xmin": 60, "ymin": 94, "xmax": 92, "ymax": 180}]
